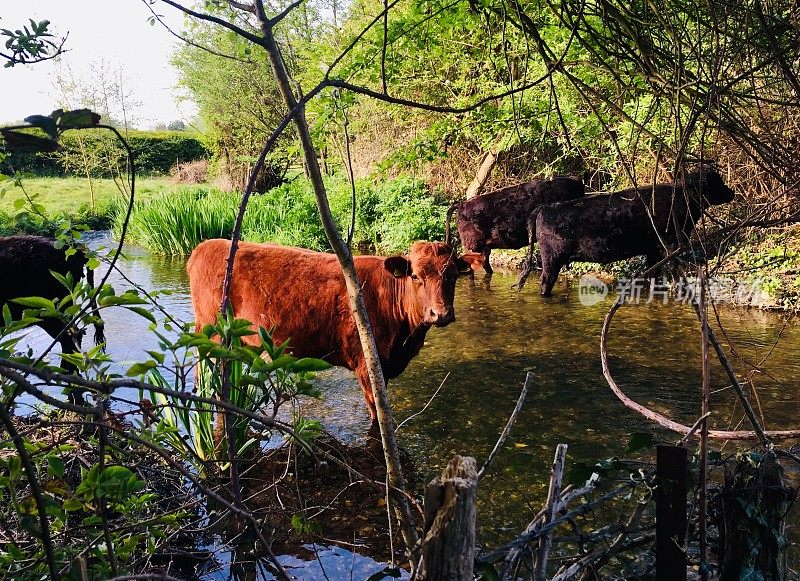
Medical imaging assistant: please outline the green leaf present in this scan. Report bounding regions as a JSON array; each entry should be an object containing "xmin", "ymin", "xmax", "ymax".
[
  {"xmin": 145, "ymin": 350, "xmax": 166, "ymax": 364},
  {"xmin": 127, "ymin": 360, "xmax": 157, "ymax": 376},
  {"xmin": 265, "ymin": 354, "xmax": 298, "ymax": 372},
  {"xmin": 99, "ymin": 291, "xmax": 148, "ymax": 307},
  {"xmin": 47, "ymin": 455, "xmax": 64, "ymax": 477},
  {"xmin": 12, "ymin": 296, "xmax": 56, "ymax": 310},
  {"xmin": 97, "ymin": 465, "xmax": 136, "ymax": 498},
  {"xmin": 292, "ymin": 358, "xmax": 332, "ymax": 372},
  {"xmin": 54, "ymin": 108, "xmax": 102, "ymax": 130},
  {"xmin": 129, "ymin": 306, "xmax": 157, "ymax": 324},
  {"xmin": 63, "ymin": 499, "xmax": 84, "ymax": 512}
]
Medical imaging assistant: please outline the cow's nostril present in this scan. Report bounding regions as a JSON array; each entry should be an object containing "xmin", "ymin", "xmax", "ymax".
[{"xmin": 428, "ymin": 307, "xmax": 455, "ymax": 326}]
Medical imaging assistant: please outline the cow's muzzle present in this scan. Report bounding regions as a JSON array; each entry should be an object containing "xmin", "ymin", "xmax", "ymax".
[{"xmin": 426, "ymin": 306, "xmax": 455, "ymax": 326}]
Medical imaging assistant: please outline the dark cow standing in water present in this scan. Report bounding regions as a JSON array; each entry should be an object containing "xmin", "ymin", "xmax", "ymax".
[
  {"xmin": 187, "ymin": 239, "xmax": 483, "ymax": 421},
  {"xmin": 527, "ymin": 169, "xmax": 735, "ymax": 296},
  {"xmin": 445, "ymin": 176, "xmax": 585, "ymax": 273},
  {"xmin": 0, "ymin": 236, "xmax": 105, "ymax": 391}
]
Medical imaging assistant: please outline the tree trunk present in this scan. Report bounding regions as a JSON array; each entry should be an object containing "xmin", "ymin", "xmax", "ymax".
[
  {"xmin": 465, "ymin": 146, "xmax": 499, "ymax": 199},
  {"xmin": 258, "ymin": 22, "xmax": 419, "ymax": 562},
  {"xmin": 418, "ymin": 455, "xmax": 478, "ymax": 580}
]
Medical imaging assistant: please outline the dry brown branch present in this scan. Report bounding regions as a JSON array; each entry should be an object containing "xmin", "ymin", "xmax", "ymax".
[{"xmin": 600, "ymin": 301, "xmax": 800, "ymax": 440}]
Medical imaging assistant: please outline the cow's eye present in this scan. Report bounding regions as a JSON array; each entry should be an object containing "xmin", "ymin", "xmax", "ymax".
[{"xmin": 411, "ymin": 273, "xmax": 419, "ymax": 280}]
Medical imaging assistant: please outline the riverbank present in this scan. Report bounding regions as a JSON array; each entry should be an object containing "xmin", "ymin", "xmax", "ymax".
[{"xmin": 0, "ymin": 177, "xmax": 191, "ymax": 236}]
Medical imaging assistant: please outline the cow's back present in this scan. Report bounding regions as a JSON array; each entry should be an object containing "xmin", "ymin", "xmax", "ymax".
[
  {"xmin": 0, "ymin": 236, "xmax": 86, "ymax": 314},
  {"xmin": 457, "ymin": 178, "xmax": 584, "ymax": 251},
  {"xmin": 536, "ymin": 184, "xmax": 701, "ymax": 262}
]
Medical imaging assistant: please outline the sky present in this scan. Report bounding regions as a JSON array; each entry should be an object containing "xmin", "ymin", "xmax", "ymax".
[{"xmin": 0, "ymin": 1, "xmax": 198, "ymax": 128}]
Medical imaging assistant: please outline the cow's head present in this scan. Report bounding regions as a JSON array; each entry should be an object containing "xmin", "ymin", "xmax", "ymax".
[
  {"xmin": 385, "ymin": 242, "xmax": 483, "ymax": 327},
  {"xmin": 685, "ymin": 169, "xmax": 735, "ymax": 206},
  {"xmin": 457, "ymin": 221, "xmax": 488, "ymax": 253}
]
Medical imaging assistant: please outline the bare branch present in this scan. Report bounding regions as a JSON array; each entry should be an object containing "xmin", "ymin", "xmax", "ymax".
[
  {"xmin": 478, "ymin": 372, "xmax": 531, "ymax": 480},
  {"xmin": 156, "ymin": 0, "xmax": 264, "ymax": 45}
]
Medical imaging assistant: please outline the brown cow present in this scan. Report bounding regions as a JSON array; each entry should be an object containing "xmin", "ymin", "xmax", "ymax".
[
  {"xmin": 0, "ymin": 236, "xmax": 105, "ymax": 400},
  {"xmin": 187, "ymin": 240, "xmax": 483, "ymax": 421},
  {"xmin": 445, "ymin": 177, "xmax": 585, "ymax": 273},
  {"xmin": 527, "ymin": 169, "xmax": 735, "ymax": 296}
]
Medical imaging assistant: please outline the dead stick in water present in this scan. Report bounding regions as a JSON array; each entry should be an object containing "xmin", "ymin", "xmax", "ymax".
[{"xmin": 478, "ymin": 372, "xmax": 532, "ymax": 480}]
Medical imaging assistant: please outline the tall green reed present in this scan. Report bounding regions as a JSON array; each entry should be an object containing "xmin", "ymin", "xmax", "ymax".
[{"xmin": 112, "ymin": 176, "xmax": 448, "ymax": 255}]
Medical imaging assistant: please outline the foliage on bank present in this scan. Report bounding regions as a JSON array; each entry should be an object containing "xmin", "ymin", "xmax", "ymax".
[{"xmin": 111, "ymin": 175, "xmax": 448, "ymax": 255}]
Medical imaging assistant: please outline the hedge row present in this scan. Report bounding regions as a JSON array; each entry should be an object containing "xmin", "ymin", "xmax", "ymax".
[{"xmin": 3, "ymin": 129, "xmax": 209, "ymax": 177}]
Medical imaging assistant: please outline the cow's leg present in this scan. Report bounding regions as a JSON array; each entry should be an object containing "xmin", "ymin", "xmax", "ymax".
[
  {"xmin": 513, "ymin": 219, "xmax": 537, "ymax": 290},
  {"xmin": 39, "ymin": 319, "xmax": 87, "ymax": 406},
  {"xmin": 539, "ymin": 242, "xmax": 566, "ymax": 298},
  {"xmin": 482, "ymin": 248, "xmax": 493, "ymax": 274},
  {"xmin": 514, "ymin": 246, "xmax": 537, "ymax": 290},
  {"xmin": 355, "ymin": 365, "xmax": 378, "ymax": 429}
]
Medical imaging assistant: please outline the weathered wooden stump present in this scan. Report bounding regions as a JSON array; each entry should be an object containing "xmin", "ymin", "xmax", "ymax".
[{"xmin": 417, "ymin": 455, "xmax": 478, "ymax": 580}]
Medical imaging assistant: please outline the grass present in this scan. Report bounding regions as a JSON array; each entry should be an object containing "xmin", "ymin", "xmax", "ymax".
[
  {"xmin": 0, "ymin": 174, "xmax": 450, "ymax": 255},
  {"xmin": 0, "ymin": 176, "xmax": 203, "ymax": 236},
  {"xmin": 0, "ymin": 176, "xmax": 185, "ymax": 215}
]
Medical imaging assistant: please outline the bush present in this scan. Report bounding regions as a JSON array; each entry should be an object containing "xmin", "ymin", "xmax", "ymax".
[
  {"xmin": 170, "ymin": 159, "xmax": 208, "ymax": 184},
  {"xmin": 3, "ymin": 130, "xmax": 209, "ymax": 177},
  {"xmin": 0, "ymin": 203, "xmax": 115, "ymax": 237}
]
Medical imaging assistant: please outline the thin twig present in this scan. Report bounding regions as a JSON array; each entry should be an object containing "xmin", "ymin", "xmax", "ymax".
[
  {"xmin": 478, "ymin": 372, "xmax": 531, "ymax": 479},
  {"xmin": 396, "ymin": 372, "xmax": 450, "ymax": 432}
]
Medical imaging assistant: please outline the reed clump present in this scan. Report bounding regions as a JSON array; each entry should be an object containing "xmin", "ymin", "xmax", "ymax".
[{"xmin": 111, "ymin": 175, "xmax": 448, "ymax": 255}]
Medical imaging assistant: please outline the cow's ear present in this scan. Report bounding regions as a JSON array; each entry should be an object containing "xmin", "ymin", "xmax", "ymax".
[
  {"xmin": 456, "ymin": 252, "xmax": 484, "ymax": 274},
  {"xmin": 384, "ymin": 256, "xmax": 411, "ymax": 278}
]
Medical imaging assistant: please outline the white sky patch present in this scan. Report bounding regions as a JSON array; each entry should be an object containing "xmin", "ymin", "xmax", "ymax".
[{"xmin": 0, "ymin": 1, "xmax": 198, "ymax": 128}]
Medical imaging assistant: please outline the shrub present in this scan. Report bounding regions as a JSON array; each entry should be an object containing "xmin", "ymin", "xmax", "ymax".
[
  {"xmin": 3, "ymin": 130, "xmax": 209, "ymax": 177},
  {"xmin": 170, "ymin": 159, "xmax": 208, "ymax": 184}
]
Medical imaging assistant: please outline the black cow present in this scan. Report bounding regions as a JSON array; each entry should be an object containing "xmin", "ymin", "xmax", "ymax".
[
  {"xmin": 523, "ymin": 169, "xmax": 735, "ymax": 296},
  {"xmin": 445, "ymin": 177, "xmax": 585, "ymax": 273},
  {"xmin": 0, "ymin": 236, "xmax": 105, "ymax": 398}
]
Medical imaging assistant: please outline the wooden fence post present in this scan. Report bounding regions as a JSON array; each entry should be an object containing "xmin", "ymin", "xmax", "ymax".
[
  {"xmin": 656, "ymin": 445, "xmax": 687, "ymax": 581},
  {"xmin": 417, "ymin": 455, "xmax": 478, "ymax": 580}
]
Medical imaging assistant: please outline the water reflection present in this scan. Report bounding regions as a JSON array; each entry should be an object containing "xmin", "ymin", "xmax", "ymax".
[{"xmin": 389, "ymin": 271, "xmax": 800, "ymax": 547}]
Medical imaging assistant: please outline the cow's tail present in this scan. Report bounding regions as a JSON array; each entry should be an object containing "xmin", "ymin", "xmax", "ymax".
[
  {"xmin": 532, "ymin": 204, "xmax": 545, "ymax": 223},
  {"xmin": 85, "ymin": 264, "xmax": 106, "ymax": 346},
  {"xmin": 445, "ymin": 202, "xmax": 459, "ymax": 247}
]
